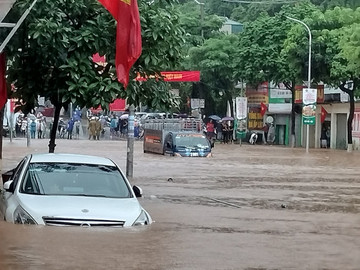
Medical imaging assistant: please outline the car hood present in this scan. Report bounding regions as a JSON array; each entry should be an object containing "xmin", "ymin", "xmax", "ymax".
[
  {"xmin": 17, "ymin": 194, "xmax": 143, "ymax": 227},
  {"xmin": 175, "ymin": 146, "xmax": 211, "ymax": 157}
]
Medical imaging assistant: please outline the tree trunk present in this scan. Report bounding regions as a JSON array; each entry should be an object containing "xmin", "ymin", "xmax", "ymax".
[
  {"xmin": 339, "ymin": 81, "xmax": 356, "ymax": 152},
  {"xmin": 347, "ymin": 90, "xmax": 354, "ymax": 151},
  {"xmin": 284, "ymin": 81, "xmax": 296, "ymax": 148},
  {"xmin": 290, "ymin": 84, "xmax": 296, "ymax": 148},
  {"xmin": 48, "ymin": 104, "xmax": 62, "ymax": 153}
]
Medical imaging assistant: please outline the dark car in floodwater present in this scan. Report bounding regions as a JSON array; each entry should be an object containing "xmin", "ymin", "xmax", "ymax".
[{"xmin": 163, "ymin": 132, "xmax": 212, "ymax": 157}]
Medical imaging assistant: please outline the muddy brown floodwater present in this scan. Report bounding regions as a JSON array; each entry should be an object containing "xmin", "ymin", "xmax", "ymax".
[{"xmin": 0, "ymin": 138, "xmax": 360, "ymax": 270}]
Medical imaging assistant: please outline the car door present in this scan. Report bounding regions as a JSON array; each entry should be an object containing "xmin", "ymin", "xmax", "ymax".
[
  {"xmin": 0, "ymin": 157, "xmax": 28, "ymax": 217},
  {"xmin": 163, "ymin": 133, "xmax": 173, "ymax": 155}
]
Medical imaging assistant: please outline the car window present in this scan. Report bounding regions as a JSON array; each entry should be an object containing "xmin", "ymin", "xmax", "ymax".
[
  {"xmin": 11, "ymin": 157, "xmax": 28, "ymax": 190},
  {"xmin": 175, "ymin": 135, "xmax": 210, "ymax": 148},
  {"xmin": 20, "ymin": 163, "xmax": 132, "ymax": 198}
]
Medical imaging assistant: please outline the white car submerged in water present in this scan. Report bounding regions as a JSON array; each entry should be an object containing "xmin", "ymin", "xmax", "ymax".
[{"xmin": 0, "ymin": 153, "xmax": 152, "ymax": 227}]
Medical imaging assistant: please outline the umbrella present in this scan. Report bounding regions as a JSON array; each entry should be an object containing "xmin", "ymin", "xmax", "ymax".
[
  {"xmin": 222, "ymin": 116, "xmax": 234, "ymax": 121},
  {"xmin": 120, "ymin": 114, "xmax": 128, "ymax": 120},
  {"xmin": 207, "ymin": 115, "xmax": 221, "ymax": 121}
]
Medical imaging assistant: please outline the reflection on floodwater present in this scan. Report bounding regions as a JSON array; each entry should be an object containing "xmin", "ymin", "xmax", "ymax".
[{"xmin": 1, "ymin": 140, "xmax": 360, "ymax": 269}]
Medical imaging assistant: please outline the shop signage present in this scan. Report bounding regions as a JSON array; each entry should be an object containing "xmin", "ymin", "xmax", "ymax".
[
  {"xmin": 302, "ymin": 88, "xmax": 317, "ymax": 125},
  {"xmin": 295, "ymin": 85, "xmax": 324, "ymax": 103},
  {"xmin": 236, "ymin": 97, "xmax": 247, "ymax": 119},
  {"xmin": 136, "ymin": 71, "xmax": 200, "ymax": 82},
  {"xmin": 268, "ymin": 103, "xmax": 292, "ymax": 114},
  {"xmin": 191, "ymin": 98, "xmax": 205, "ymax": 109},
  {"xmin": 245, "ymin": 82, "xmax": 269, "ymax": 104}
]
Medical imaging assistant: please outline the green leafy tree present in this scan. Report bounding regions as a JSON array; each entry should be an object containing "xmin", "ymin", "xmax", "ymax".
[
  {"xmin": 235, "ymin": 12, "xmax": 302, "ymax": 146},
  {"xmin": 283, "ymin": 5, "xmax": 360, "ymax": 150},
  {"xmin": 311, "ymin": 0, "xmax": 360, "ymax": 9},
  {"xmin": 1, "ymin": 0, "xmax": 185, "ymax": 152},
  {"xmin": 187, "ymin": 34, "xmax": 240, "ymax": 116},
  {"xmin": 177, "ymin": 1, "xmax": 224, "ymax": 46}
]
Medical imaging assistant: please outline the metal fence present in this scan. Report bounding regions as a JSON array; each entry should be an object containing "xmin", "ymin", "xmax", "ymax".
[{"xmin": 143, "ymin": 119, "xmax": 202, "ymax": 133}]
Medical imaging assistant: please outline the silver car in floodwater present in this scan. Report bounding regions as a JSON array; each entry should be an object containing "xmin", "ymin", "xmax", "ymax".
[{"xmin": 0, "ymin": 153, "xmax": 152, "ymax": 227}]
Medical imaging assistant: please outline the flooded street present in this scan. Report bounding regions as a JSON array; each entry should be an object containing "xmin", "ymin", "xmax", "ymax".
[{"xmin": 0, "ymin": 138, "xmax": 360, "ymax": 269}]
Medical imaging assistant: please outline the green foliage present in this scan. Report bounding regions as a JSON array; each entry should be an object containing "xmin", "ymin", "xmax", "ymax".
[
  {"xmin": 2, "ymin": 0, "xmax": 116, "ymax": 112},
  {"xmin": 177, "ymin": 2, "xmax": 224, "ymax": 49},
  {"xmin": 1, "ymin": 0, "xmax": 186, "ymax": 114},
  {"xmin": 187, "ymin": 34, "xmax": 240, "ymax": 115}
]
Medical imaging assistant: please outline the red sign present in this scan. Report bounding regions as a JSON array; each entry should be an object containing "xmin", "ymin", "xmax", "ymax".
[
  {"xmin": 161, "ymin": 71, "xmax": 200, "ymax": 82},
  {"xmin": 136, "ymin": 71, "xmax": 200, "ymax": 82},
  {"xmin": 109, "ymin": 98, "xmax": 126, "ymax": 111},
  {"xmin": 91, "ymin": 98, "xmax": 126, "ymax": 113},
  {"xmin": 245, "ymin": 82, "xmax": 269, "ymax": 104}
]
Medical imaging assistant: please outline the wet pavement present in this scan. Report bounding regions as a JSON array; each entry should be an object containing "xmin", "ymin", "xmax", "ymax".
[{"xmin": 0, "ymin": 137, "xmax": 359, "ymax": 269}]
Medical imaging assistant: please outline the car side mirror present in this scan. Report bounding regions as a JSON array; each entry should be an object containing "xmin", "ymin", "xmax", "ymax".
[
  {"xmin": 2, "ymin": 168, "xmax": 15, "ymax": 184},
  {"xmin": 3, "ymin": 180, "xmax": 14, "ymax": 193},
  {"xmin": 133, "ymin": 185, "xmax": 143, "ymax": 198}
]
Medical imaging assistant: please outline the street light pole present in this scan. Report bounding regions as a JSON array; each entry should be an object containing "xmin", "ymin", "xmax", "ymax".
[{"xmin": 286, "ymin": 16, "xmax": 312, "ymax": 153}]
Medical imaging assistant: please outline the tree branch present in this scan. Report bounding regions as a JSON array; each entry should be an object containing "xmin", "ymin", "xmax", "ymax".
[{"xmin": 339, "ymin": 81, "xmax": 351, "ymax": 95}]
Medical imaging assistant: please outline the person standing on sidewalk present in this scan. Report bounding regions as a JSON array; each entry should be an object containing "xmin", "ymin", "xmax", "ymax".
[
  {"xmin": 88, "ymin": 117, "xmax": 97, "ymax": 140},
  {"xmin": 37, "ymin": 118, "xmax": 46, "ymax": 139},
  {"xmin": 95, "ymin": 117, "xmax": 102, "ymax": 140},
  {"xmin": 110, "ymin": 114, "xmax": 117, "ymax": 139},
  {"xmin": 30, "ymin": 119, "xmax": 36, "ymax": 139},
  {"xmin": 67, "ymin": 118, "xmax": 75, "ymax": 139},
  {"xmin": 74, "ymin": 120, "xmax": 81, "ymax": 139}
]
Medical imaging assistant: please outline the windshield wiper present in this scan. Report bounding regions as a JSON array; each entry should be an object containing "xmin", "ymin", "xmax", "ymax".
[
  {"xmin": 66, "ymin": 194, "xmax": 109, "ymax": 198},
  {"xmin": 176, "ymin": 145, "xmax": 187, "ymax": 148}
]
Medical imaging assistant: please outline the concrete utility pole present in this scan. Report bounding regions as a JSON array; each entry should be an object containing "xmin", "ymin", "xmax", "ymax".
[
  {"xmin": 126, "ymin": 105, "xmax": 135, "ymax": 179},
  {"xmin": 286, "ymin": 16, "xmax": 312, "ymax": 153}
]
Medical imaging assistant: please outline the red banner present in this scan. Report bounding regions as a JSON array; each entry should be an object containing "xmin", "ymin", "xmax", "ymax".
[
  {"xmin": 161, "ymin": 71, "xmax": 200, "ymax": 82},
  {"xmin": 136, "ymin": 71, "xmax": 200, "ymax": 82},
  {"xmin": 109, "ymin": 98, "xmax": 126, "ymax": 111},
  {"xmin": 91, "ymin": 98, "xmax": 126, "ymax": 113}
]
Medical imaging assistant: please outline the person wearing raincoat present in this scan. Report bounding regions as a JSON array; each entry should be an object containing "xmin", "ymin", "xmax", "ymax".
[{"xmin": 88, "ymin": 117, "xmax": 97, "ymax": 140}]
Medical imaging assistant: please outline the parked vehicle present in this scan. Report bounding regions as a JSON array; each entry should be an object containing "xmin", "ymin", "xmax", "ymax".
[
  {"xmin": 140, "ymin": 113, "xmax": 162, "ymax": 124},
  {"xmin": 163, "ymin": 132, "xmax": 212, "ymax": 157},
  {"xmin": 0, "ymin": 153, "xmax": 152, "ymax": 227},
  {"xmin": 143, "ymin": 118, "xmax": 211, "ymax": 157}
]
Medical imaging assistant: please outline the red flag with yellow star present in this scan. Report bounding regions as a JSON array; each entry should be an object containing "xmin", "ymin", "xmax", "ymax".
[
  {"xmin": 321, "ymin": 106, "xmax": 328, "ymax": 123},
  {"xmin": 260, "ymin": 102, "xmax": 267, "ymax": 117},
  {"xmin": 98, "ymin": 0, "xmax": 142, "ymax": 88}
]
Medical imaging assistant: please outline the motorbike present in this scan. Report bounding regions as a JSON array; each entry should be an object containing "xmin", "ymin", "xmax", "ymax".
[{"xmin": 249, "ymin": 132, "xmax": 258, "ymax": 145}]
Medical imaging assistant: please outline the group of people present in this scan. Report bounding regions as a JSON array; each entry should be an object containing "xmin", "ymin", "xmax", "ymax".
[
  {"xmin": 15, "ymin": 112, "xmax": 48, "ymax": 139},
  {"xmin": 205, "ymin": 119, "xmax": 234, "ymax": 146},
  {"xmin": 56, "ymin": 118, "xmax": 81, "ymax": 139},
  {"xmin": 109, "ymin": 114, "xmax": 129, "ymax": 138}
]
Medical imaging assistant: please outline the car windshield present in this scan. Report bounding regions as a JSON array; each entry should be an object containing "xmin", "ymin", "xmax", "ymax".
[
  {"xmin": 20, "ymin": 163, "xmax": 132, "ymax": 198},
  {"xmin": 175, "ymin": 135, "xmax": 210, "ymax": 149}
]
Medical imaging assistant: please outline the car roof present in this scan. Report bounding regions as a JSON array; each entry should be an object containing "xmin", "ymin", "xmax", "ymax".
[
  {"xmin": 169, "ymin": 132, "xmax": 205, "ymax": 137},
  {"xmin": 29, "ymin": 153, "xmax": 116, "ymax": 166}
]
